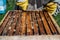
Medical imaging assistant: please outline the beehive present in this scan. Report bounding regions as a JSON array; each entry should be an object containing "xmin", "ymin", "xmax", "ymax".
[{"xmin": 0, "ymin": 10, "xmax": 60, "ymax": 36}]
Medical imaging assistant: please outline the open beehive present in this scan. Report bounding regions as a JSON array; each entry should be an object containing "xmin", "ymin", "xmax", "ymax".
[{"xmin": 0, "ymin": 10, "xmax": 60, "ymax": 36}]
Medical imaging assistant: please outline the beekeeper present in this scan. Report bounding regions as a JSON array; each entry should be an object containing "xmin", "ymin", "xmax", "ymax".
[{"xmin": 15, "ymin": 0, "xmax": 28, "ymax": 11}]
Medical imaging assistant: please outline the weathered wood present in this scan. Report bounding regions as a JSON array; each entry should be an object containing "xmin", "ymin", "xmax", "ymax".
[
  {"xmin": 14, "ymin": 11, "xmax": 22, "ymax": 35},
  {"xmin": 48, "ymin": 13, "xmax": 60, "ymax": 34},
  {"xmin": 0, "ymin": 11, "xmax": 12, "ymax": 35},
  {"xmin": 0, "ymin": 11, "xmax": 10, "ymax": 26},
  {"xmin": 7, "ymin": 11, "xmax": 20, "ymax": 36},
  {"xmin": 20, "ymin": 12, "xmax": 27, "ymax": 35},
  {"xmin": 26, "ymin": 12, "xmax": 33, "ymax": 35},
  {"xmin": 36, "ymin": 11, "xmax": 46, "ymax": 35},
  {"xmin": 44, "ymin": 12, "xmax": 58, "ymax": 34},
  {"xmin": 31, "ymin": 12, "xmax": 39, "ymax": 35},
  {"xmin": 39, "ymin": 11, "xmax": 52, "ymax": 34},
  {"xmin": 0, "ymin": 10, "xmax": 60, "ymax": 36}
]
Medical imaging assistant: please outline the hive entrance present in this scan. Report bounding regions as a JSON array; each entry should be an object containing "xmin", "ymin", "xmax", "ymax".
[{"xmin": 0, "ymin": 10, "xmax": 60, "ymax": 36}]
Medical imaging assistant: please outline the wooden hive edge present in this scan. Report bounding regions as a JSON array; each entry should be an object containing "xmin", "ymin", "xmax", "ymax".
[
  {"xmin": 48, "ymin": 13, "xmax": 60, "ymax": 33},
  {"xmin": 0, "ymin": 11, "xmax": 10, "ymax": 26},
  {"xmin": 0, "ymin": 10, "xmax": 18, "ymax": 26}
]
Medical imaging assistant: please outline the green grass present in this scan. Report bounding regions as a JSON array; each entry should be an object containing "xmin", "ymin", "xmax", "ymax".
[
  {"xmin": 53, "ymin": 13, "xmax": 60, "ymax": 26},
  {"xmin": 0, "ymin": 0, "xmax": 15, "ymax": 22},
  {"xmin": 0, "ymin": 14, "xmax": 5, "ymax": 22}
]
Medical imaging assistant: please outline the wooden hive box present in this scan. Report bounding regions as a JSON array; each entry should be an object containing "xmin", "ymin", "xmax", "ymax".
[{"xmin": 0, "ymin": 10, "xmax": 60, "ymax": 36}]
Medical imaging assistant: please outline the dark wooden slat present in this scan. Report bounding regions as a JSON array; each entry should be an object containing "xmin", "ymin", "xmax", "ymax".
[
  {"xmin": 0, "ymin": 11, "xmax": 12, "ymax": 35},
  {"xmin": 39, "ymin": 11, "xmax": 52, "ymax": 35},
  {"xmin": 48, "ymin": 13, "xmax": 60, "ymax": 34},
  {"xmin": 2, "ymin": 11, "xmax": 18, "ymax": 35},
  {"xmin": 2, "ymin": 17, "xmax": 13, "ymax": 35},
  {"xmin": 31, "ymin": 11, "xmax": 39, "ymax": 35},
  {"xmin": 7, "ymin": 11, "xmax": 19, "ymax": 36},
  {"xmin": 44, "ymin": 12, "xmax": 58, "ymax": 34},
  {"xmin": 36, "ymin": 11, "xmax": 46, "ymax": 35},
  {"xmin": 26, "ymin": 12, "xmax": 33, "ymax": 35},
  {"xmin": 14, "ymin": 11, "xmax": 22, "ymax": 35},
  {"xmin": 20, "ymin": 12, "xmax": 26, "ymax": 35}
]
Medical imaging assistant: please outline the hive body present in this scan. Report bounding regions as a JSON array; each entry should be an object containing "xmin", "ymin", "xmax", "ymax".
[{"xmin": 0, "ymin": 10, "xmax": 60, "ymax": 36}]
